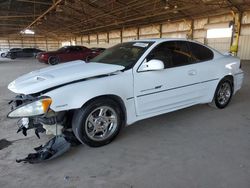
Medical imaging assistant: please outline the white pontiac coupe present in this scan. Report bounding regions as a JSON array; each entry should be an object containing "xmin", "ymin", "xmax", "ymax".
[{"xmin": 7, "ymin": 38, "xmax": 244, "ymax": 162}]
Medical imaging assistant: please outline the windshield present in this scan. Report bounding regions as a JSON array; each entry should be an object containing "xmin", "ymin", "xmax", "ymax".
[{"xmin": 89, "ymin": 41, "xmax": 154, "ymax": 69}]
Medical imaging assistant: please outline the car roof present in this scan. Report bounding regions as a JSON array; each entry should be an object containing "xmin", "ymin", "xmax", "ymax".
[
  {"xmin": 132, "ymin": 38, "xmax": 189, "ymax": 43},
  {"xmin": 130, "ymin": 38, "xmax": 223, "ymax": 57},
  {"xmin": 64, "ymin": 45, "xmax": 87, "ymax": 48}
]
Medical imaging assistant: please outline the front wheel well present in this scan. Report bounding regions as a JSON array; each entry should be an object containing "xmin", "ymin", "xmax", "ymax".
[{"xmin": 80, "ymin": 95, "xmax": 127, "ymax": 126}]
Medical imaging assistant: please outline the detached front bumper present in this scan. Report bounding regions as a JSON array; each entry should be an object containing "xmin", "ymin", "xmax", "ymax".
[{"xmin": 8, "ymin": 94, "xmax": 79, "ymax": 163}]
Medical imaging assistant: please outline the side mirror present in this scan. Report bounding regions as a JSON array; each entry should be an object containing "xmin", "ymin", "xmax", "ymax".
[{"xmin": 139, "ymin": 59, "xmax": 164, "ymax": 72}]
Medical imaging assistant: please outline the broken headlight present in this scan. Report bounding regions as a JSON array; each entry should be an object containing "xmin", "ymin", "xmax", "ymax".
[{"xmin": 8, "ymin": 97, "xmax": 52, "ymax": 118}]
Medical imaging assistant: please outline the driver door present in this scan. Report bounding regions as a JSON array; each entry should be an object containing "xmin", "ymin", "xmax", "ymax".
[{"xmin": 133, "ymin": 41, "xmax": 203, "ymax": 116}]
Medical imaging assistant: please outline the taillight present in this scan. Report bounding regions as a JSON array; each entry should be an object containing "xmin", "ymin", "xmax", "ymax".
[{"xmin": 42, "ymin": 54, "xmax": 48, "ymax": 58}]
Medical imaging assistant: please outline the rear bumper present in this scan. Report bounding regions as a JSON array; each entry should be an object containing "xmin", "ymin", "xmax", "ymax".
[{"xmin": 234, "ymin": 71, "xmax": 244, "ymax": 94}]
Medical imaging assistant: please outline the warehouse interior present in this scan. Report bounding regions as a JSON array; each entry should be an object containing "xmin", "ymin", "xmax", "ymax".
[
  {"xmin": 0, "ymin": 0, "xmax": 250, "ymax": 188},
  {"xmin": 0, "ymin": 0, "xmax": 250, "ymax": 59}
]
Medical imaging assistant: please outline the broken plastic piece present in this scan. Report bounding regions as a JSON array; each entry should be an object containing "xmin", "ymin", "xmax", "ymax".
[
  {"xmin": 17, "ymin": 125, "xmax": 27, "ymax": 136},
  {"xmin": 34, "ymin": 127, "xmax": 46, "ymax": 139},
  {"xmin": 16, "ymin": 135, "xmax": 71, "ymax": 163}
]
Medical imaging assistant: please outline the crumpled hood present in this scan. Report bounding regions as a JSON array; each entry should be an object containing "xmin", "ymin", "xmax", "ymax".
[{"xmin": 8, "ymin": 60, "xmax": 124, "ymax": 94}]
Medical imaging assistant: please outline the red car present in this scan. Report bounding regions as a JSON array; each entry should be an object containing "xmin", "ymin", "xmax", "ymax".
[{"xmin": 36, "ymin": 46, "xmax": 99, "ymax": 65}]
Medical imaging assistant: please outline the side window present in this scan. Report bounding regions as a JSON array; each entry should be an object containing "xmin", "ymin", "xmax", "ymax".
[
  {"xmin": 188, "ymin": 42, "xmax": 214, "ymax": 62},
  {"xmin": 70, "ymin": 47, "xmax": 77, "ymax": 52},
  {"xmin": 75, "ymin": 47, "xmax": 82, "ymax": 52},
  {"xmin": 146, "ymin": 42, "xmax": 174, "ymax": 68},
  {"xmin": 146, "ymin": 41, "xmax": 193, "ymax": 68},
  {"xmin": 170, "ymin": 41, "xmax": 192, "ymax": 67},
  {"xmin": 65, "ymin": 47, "xmax": 71, "ymax": 53},
  {"xmin": 23, "ymin": 49, "xmax": 31, "ymax": 53}
]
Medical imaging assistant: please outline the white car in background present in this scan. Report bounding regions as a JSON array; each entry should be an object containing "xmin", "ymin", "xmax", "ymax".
[
  {"xmin": 0, "ymin": 49, "xmax": 8, "ymax": 57},
  {"xmin": 7, "ymin": 38, "xmax": 244, "ymax": 163}
]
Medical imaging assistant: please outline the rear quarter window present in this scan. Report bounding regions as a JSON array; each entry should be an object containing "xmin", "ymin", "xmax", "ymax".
[{"xmin": 188, "ymin": 42, "xmax": 214, "ymax": 62}]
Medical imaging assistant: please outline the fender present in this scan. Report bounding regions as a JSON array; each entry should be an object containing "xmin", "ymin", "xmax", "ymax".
[{"xmin": 44, "ymin": 69, "xmax": 137, "ymax": 125}]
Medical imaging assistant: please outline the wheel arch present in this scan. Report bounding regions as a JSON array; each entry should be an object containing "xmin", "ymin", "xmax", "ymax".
[
  {"xmin": 220, "ymin": 75, "xmax": 234, "ymax": 92},
  {"xmin": 80, "ymin": 94, "xmax": 127, "ymax": 126}
]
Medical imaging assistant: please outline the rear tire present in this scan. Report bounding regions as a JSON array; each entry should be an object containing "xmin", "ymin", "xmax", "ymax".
[
  {"xmin": 211, "ymin": 78, "xmax": 233, "ymax": 109},
  {"xmin": 48, "ymin": 56, "xmax": 59, "ymax": 65},
  {"xmin": 72, "ymin": 98, "xmax": 122, "ymax": 147}
]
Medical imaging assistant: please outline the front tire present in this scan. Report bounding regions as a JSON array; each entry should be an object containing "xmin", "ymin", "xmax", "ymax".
[
  {"xmin": 10, "ymin": 53, "xmax": 16, "ymax": 59},
  {"xmin": 72, "ymin": 98, "xmax": 122, "ymax": 147},
  {"xmin": 212, "ymin": 78, "xmax": 233, "ymax": 109},
  {"xmin": 48, "ymin": 56, "xmax": 59, "ymax": 65}
]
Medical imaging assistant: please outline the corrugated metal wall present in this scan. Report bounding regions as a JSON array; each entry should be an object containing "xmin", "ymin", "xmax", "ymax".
[
  {"xmin": 67, "ymin": 11, "xmax": 249, "ymax": 60},
  {"xmin": 238, "ymin": 36, "xmax": 250, "ymax": 59},
  {"xmin": 239, "ymin": 11, "xmax": 250, "ymax": 59},
  {"xmin": 0, "ymin": 36, "xmax": 61, "ymax": 51},
  {"xmin": 207, "ymin": 38, "xmax": 231, "ymax": 53}
]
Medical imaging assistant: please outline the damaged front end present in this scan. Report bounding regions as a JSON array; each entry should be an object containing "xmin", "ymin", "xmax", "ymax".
[{"xmin": 8, "ymin": 94, "xmax": 79, "ymax": 163}]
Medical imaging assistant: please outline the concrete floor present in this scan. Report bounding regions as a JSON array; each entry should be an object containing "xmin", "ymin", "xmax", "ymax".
[{"xmin": 0, "ymin": 57, "xmax": 249, "ymax": 188}]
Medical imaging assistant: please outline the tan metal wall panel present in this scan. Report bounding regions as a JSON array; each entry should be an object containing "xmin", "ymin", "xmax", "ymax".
[
  {"xmin": 123, "ymin": 36, "xmax": 137, "ymax": 42},
  {"xmin": 140, "ymin": 25, "xmax": 160, "ymax": 35},
  {"xmin": 98, "ymin": 33, "xmax": 108, "ymax": 44},
  {"xmin": 207, "ymin": 38, "xmax": 231, "ymax": 53},
  {"xmin": 194, "ymin": 18, "xmax": 208, "ymax": 29},
  {"xmin": 76, "ymin": 37, "xmax": 82, "ymax": 45},
  {"xmin": 209, "ymin": 14, "xmax": 233, "ymax": 23},
  {"xmin": 162, "ymin": 21, "xmax": 190, "ymax": 33},
  {"xmin": 82, "ymin": 36, "xmax": 89, "ymax": 43},
  {"xmin": 139, "ymin": 34, "xmax": 160, "ymax": 39},
  {"xmin": 123, "ymin": 28, "xmax": 137, "ymax": 37},
  {"xmin": 109, "ymin": 38, "xmax": 120, "ymax": 44},
  {"xmin": 162, "ymin": 31, "xmax": 188, "ymax": 38},
  {"xmin": 242, "ymin": 11, "xmax": 250, "ymax": 24},
  {"xmin": 109, "ymin": 30, "xmax": 121, "ymax": 38},
  {"xmin": 89, "ymin": 34, "xmax": 97, "ymax": 44},
  {"xmin": 238, "ymin": 36, "xmax": 250, "ymax": 60},
  {"xmin": 240, "ymin": 25, "xmax": 250, "ymax": 36},
  {"xmin": 193, "ymin": 30, "xmax": 206, "ymax": 38},
  {"xmin": 0, "ymin": 36, "xmax": 60, "ymax": 51}
]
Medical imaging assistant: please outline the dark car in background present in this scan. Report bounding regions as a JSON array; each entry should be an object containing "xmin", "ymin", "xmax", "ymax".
[
  {"xmin": 91, "ymin": 47, "xmax": 106, "ymax": 53},
  {"xmin": 5, "ymin": 48, "xmax": 44, "ymax": 59},
  {"xmin": 1, "ymin": 48, "xmax": 22, "ymax": 58},
  {"xmin": 36, "ymin": 46, "xmax": 100, "ymax": 65}
]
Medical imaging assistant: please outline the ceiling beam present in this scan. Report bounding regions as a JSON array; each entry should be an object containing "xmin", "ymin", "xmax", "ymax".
[
  {"xmin": 25, "ymin": 0, "xmax": 63, "ymax": 29},
  {"xmin": 0, "ymin": 15, "xmax": 40, "ymax": 18},
  {"xmin": 83, "ymin": 0, "xmax": 123, "ymax": 22},
  {"xmin": 71, "ymin": 5, "xmax": 196, "ymax": 34},
  {"xmin": 227, "ymin": 0, "xmax": 241, "ymax": 12},
  {"xmin": 16, "ymin": 0, "xmax": 52, "ymax": 5},
  {"xmin": 0, "ymin": 23, "xmax": 26, "ymax": 26}
]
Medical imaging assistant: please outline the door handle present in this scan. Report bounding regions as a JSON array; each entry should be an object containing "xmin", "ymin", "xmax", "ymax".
[{"xmin": 188, "ymin": 70, "xmax": 197, "ymax": 76}]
